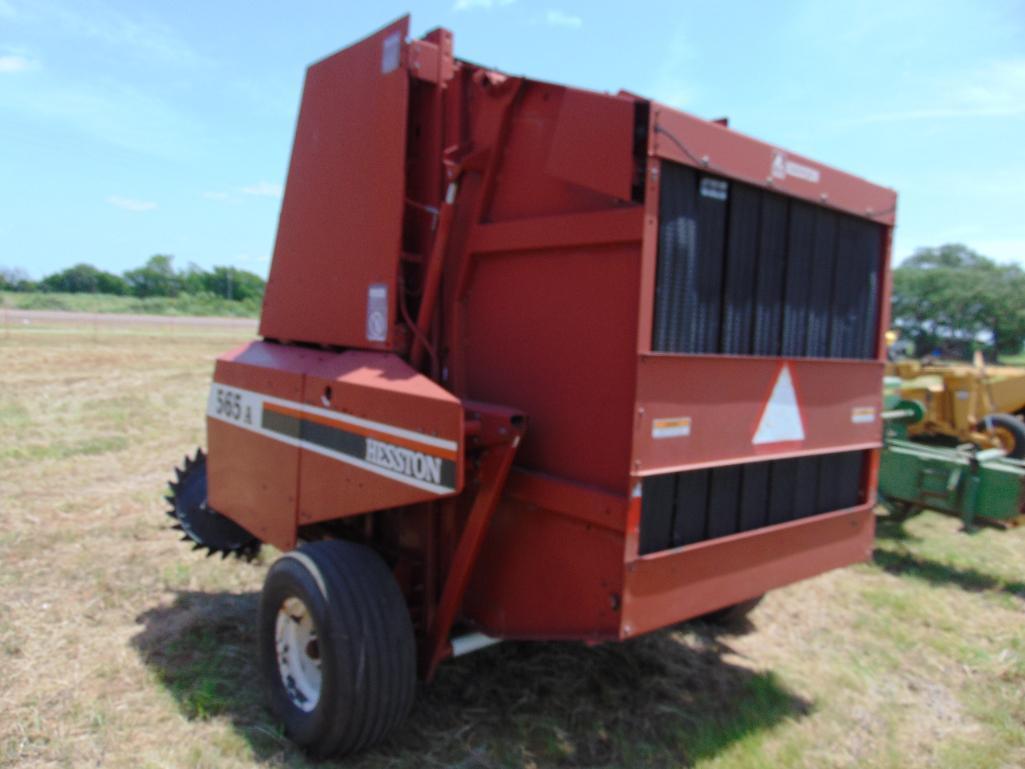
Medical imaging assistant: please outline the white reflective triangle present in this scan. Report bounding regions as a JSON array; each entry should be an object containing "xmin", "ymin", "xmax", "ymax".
[{"xmin": 753, "ymin": 365, "xmax": 805, "ymax": 444}]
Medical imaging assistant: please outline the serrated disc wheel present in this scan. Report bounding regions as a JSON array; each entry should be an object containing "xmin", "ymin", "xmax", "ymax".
[{"xmin": 166, "ymin": 448, "xmax": 260, "ymax": 561}]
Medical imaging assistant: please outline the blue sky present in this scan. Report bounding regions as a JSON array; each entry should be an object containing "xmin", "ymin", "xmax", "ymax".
[{"xmin": 1, "ymin": 0, "xmax": 1023, "ymax": 279}]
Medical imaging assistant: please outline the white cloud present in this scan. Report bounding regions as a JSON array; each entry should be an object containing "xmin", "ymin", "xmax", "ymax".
[
  {"xmin": 235, "ymin": 253, "xmax": 270, "ymax": 264},
  {"xmin": 963, "ymin": 237, "xmax": 1025, "ymax": 265},
  {"xmin": 203, "ymin": 183, "xmax": 284, "ymax": 202},
  {"xmin": 106, "ymin": 195, "xmax": 156, "ymax": 212},
  {"xmin": 0, "ymin": 54, "xmax": 32, "ymax": 73},
  {"xmin": 545, "ymin": 9, "xmax": 582, "ymax": 28},
  {"xmin": 10, "ymin": 1, "xmax": 205, "ymax": 67},
  {"xmin": 453, "ymin": 0, "xmax": 514, "ymax": 11},
  {"xmin": 239, "ymin": 181, "xmax": 283, "ymax": 198},
  {"xmin": 648, "ymin": 24, "xmax": 698, "ymax": 109},
  {"xmin": 1, "ymin": 63, "xmax": 205, "ymax": 157},
  {"xmin": 853, "ymin": 57, "xmax": 1025, "ymax": 124}
]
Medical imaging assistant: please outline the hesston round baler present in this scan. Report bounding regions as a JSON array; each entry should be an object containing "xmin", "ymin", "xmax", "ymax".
[{"xmin": 166, "ymin": 16, "xmax": 896, "ymax": 757}]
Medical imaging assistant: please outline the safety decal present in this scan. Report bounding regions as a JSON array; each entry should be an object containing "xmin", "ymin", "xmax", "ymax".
[
  {"xmin": 366, "ymin": 283, "xmax": 389, "ymax": 342},
  {"xmin": 851, "ymin": 406, "xmax": 876, "ymax": 424},
  {"xmin": 652, "ymin": 416, "xmax": 692, "ymax": 439},
  {"xmin": 381, "ymin": 31, "xmax": 401, "ymax": 74},
  {"xmin": 752, "ymin": 364, "xmax": 806, "ymax": 445},
  {"xmin": 207, "ymin": 383, "xmax": 458, "ymax": 494},
  {"xmin": 699, "ymin": 178, "xmax": 728, "ymax": 201}
]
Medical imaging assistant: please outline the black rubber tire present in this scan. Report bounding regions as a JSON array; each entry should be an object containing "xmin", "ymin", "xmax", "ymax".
[
  {"xmin": 698, "ymin": 595, "xmax": 764, "ymax": 625},
  {"xmin": 258, "ymin": 540, "xmax": 416, "ymax": 758},
  {"xmin": 980, "ymin": 412, "xmax": 1025, "ymax": 459}
]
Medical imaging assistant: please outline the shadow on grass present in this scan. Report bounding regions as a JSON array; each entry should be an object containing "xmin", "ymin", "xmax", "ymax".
[
  {"xmin": 133, "ymin": 591, "xmax": 810, "ymax": 768},
  {"xmin": 873, "ymin": 509, "xmax": 926, "ymax": 542},
  {"xmin": 872, "ymin": 548, "xmax": 1025, "ymax": 599}
]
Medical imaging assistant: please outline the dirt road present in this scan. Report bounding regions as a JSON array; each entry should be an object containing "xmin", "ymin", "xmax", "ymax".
[{"xmin": 1, "ymin": 308, "xmax": 257, "ymax": 330}]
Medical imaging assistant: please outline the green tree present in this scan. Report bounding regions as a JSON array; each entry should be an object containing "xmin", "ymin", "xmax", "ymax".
[
  {"xmin": 179, "ymin": 263, "xmax": 209, "ymax": 296},
  {"xmin": 891, "ymin": 244, "xmax": 1025, "ymax": 359},
  {"xmin": 39, "ymin": 263, "xmax": 128, "ymax": 295},
  {"xmin": 0, "ymin": 267, "xmax": 35, "ymax": 292},
  {"xmin": 204, "ymin": 266, "xmax": 265, "ymax": 302},
  {"xmin": 124, "ymin": 254, "xmax": 181, "ymax": 298}
]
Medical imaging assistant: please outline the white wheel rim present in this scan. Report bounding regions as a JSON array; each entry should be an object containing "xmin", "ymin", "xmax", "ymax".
[{"xmin": 275, "ymin": 596, "xmax": 322, "ymax": 712}]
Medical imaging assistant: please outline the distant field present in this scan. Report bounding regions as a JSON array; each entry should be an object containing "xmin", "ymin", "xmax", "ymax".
[
  {"xmin": 1, "ymin": 290, "xmax": 260, "ymax": 318},
  {"xmin": 1, "ymin": 317, "xmax": 1023, "ymax": 769}
]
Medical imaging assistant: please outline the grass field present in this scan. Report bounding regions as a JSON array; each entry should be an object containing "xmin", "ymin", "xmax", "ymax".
[
  {"xmin": 1, "ymin": 320, "xmax": 1023, "ymax": 769},
  {"xmin": 1, "ymin": 290, "xmax": 260, "ymax": 318}
]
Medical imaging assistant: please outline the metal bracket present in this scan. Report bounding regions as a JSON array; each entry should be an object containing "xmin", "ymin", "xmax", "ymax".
[
  {"xmin": 425, "ymin": 401, "xmax": 526, "ymax": 679},
  {"xmin": 408, "ymin": 33, "xmax": 454, "ymax": 85}
]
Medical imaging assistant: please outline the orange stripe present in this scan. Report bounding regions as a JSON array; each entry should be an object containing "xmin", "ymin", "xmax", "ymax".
[{"xmin": 264, "ymin": 403, "xmax": 458, "ymax": 461}]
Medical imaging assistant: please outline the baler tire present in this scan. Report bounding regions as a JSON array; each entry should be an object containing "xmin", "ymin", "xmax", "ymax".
[
  {"xmin": 258, "ymin": 540, "xmax": 416, "ymax": 758},
  {"xmin": 980, "ymin": 412, "xmax": 1025, "ymax": 459},
  {"xmin": 698, "ymin": 595, "xmax": 764, "ymax": 625}
]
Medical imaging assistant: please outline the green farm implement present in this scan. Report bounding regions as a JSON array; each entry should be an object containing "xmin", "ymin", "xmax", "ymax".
[{"xmin": 879, "ymin": 391, "xmax": 1025, "ymax": 528}]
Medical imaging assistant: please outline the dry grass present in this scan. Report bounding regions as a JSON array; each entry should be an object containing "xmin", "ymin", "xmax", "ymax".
[{"xmin": 1, "ymin": 321, "xmax": 1023, "ymax": 769}]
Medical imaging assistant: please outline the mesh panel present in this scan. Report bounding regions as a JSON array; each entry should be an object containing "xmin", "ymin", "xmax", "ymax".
[
  {"xmin": 639, "ymin": 451, "xmax": 865, "ymax": 554},
  {"xmin": 653, "ymin": 163, "xmax": 882, "ymax": 359}
]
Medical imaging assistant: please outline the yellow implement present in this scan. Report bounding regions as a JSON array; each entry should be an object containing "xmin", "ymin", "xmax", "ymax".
[{"xmin": 887, "ymin": 357, "xmax": 1025, "ymax": 458}]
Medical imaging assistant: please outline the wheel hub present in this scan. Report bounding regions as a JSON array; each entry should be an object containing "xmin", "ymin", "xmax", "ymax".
[{"xmin": 275, "ymin": 596, "xmax": 322, "ymax": 712}]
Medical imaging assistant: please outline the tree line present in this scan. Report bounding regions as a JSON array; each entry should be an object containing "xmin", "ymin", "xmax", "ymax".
[{"xmin": 0, "ymin": 255, "xmax": 265, "ymax": 303}]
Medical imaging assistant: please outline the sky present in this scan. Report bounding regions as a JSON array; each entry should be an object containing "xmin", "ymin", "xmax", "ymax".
[{"xmin": 1, "ymin": 0, "xmax": 1024, "ymax": 280}]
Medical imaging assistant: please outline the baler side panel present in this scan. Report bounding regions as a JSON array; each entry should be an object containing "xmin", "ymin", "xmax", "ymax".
[
  {"xmin": 454, "ymin": 81, "xmax": 645, "ymax": 493},
  {"xmin": 259, "ymin": 17, "xmax": 410, "ymax": 349},
  {"xmin": 485, "ymin": 83, "xmax": 640, "ymax": 221},
  {"xmin": 633, "ymin": 355, "xmax": 884, "ymax": 474},
  {"xmin": 462, "ymin": 496, "xmax": 625, "ymax": 639},
  {"xmin": 545, "ymin": 88, "xmax": 636, "ymax": 202},
  {"xmin": 207, "ymin": 343, "xmax": 322, "ymax": 552},
  {"xmin": 298, "ymin": 354, "xmax": 464, "ymax": 525},
  {"xmin": 622, "ymin": 504, "xmax": 875, "ymax": 638},
  {"xmin": 206, "ymin": 342, "xmax": 465, "ymax": 545},
  {"xmin": 464, "ymin": 242, "xmax": 641, "ymax": 493}
]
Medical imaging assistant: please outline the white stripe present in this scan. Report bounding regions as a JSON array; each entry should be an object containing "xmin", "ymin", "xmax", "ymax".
[
  {"xmin": 208, "ymin": 383, "xmax": 457, "ymax": 451},
  {"xmin": 207, "ymin": 383, "xmax": 457, "ymax": 495}
]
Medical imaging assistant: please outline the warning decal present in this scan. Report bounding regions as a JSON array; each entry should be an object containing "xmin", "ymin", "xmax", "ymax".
[
  {"xmin": 652, "ymin": 416, "xmax": 692, "ymax": 439},
  {"xmin": 366, "ymin": 283, "xmax": 388, "ymax": 342},
  {"xmin": 851, "ymin": 406, "xmax": 876, "ymax": 424},
  {"xmin": 752, "ymin": 364, "xmax": 806, "ymax": 445}
]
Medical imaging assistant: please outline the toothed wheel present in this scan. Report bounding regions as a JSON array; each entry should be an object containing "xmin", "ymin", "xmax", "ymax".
[{"xmin": 166, "ymin": 448, "xmax": 261, "ymax": 560}]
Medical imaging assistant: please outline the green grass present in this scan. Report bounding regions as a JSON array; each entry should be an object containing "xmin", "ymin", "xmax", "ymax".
[
  {"xmin": 133, "ymin": 591, "xmax": 809, "ymax": 768},
  {"xmin": 1, "ymin": 290, "xmax": 260, "ymax": 317},
  {"xmin": 1, "ymin": 321, "xmax": 1024, "ymax": 768}
]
